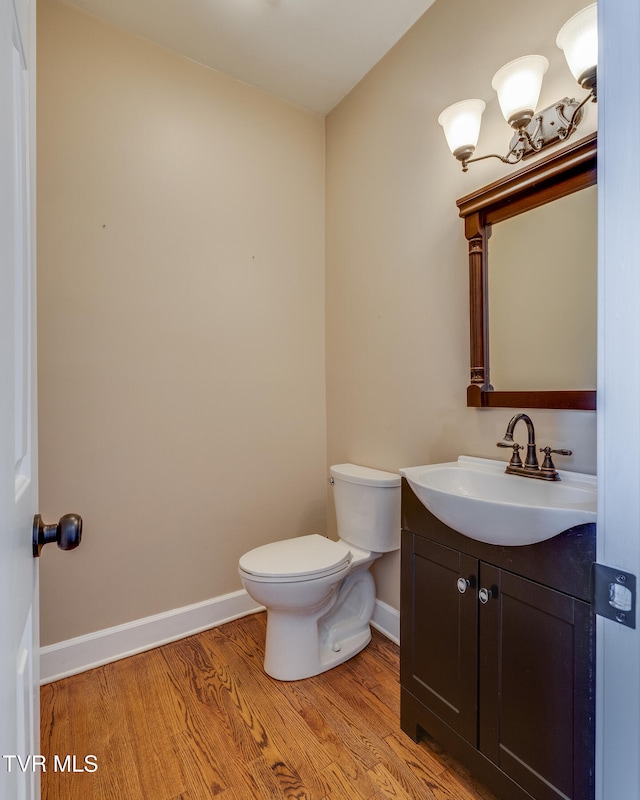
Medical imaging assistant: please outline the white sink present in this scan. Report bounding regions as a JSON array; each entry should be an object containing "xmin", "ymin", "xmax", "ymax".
[{"xmin": 399, "ymin": 456, "xmax": 596, "ymax": 546}]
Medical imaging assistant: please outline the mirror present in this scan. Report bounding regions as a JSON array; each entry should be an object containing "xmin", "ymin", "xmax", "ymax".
[
  {"xmin": 457, "ymin": 132, "xmax": 597, "ymax": 410},
  {"xmin": 489, "ymin": 185, "xmax": 597, "ymax": 390}
]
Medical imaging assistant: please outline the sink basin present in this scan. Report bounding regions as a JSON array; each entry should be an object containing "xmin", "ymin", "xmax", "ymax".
[{"xmin": 399, "ymin": 456, "xmax": 596, "ymax": 546}]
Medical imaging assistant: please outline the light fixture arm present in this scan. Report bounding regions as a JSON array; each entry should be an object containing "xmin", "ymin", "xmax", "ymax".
[
  {"xmin": 459, "ymin": 123, "xmax": 540, "ymax": 172},
  {"xmin": 459, "ymin": 147, "xmax": 523, "ymax": 173}
]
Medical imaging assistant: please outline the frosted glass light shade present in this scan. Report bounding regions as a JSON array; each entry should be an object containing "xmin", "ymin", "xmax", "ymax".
[
  {"xmin": 556, "ymin": 4, "xmax": 598, "ymax": 89},
  {"xmin": 438, "ymin": 99, "xmax": 486, "ymax": 158},
  {"xmin": 491, "ymin": 55, "xmax": 549, "ymax": 128}
]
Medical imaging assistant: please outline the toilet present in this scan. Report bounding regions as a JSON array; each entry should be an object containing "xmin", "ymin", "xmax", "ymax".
[{"xmin": 238, "ymin": 463, "xmax": 401, "ymax": 681}]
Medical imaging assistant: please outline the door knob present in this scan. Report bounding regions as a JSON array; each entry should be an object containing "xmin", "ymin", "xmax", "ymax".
[{"xmin": 33, "ymin": 513, "xmax": 83, "ymax": 558}]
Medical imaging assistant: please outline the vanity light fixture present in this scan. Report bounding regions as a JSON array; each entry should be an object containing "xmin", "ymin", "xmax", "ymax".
[{"xmin": 438, "ymin": 4, "xmax": 597, "ymax": 172}]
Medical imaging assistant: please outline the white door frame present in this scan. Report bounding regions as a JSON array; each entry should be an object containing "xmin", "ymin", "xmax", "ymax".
[{"xmin": 597, "ymin": 0, "xmax": 640, "ymax": 797}]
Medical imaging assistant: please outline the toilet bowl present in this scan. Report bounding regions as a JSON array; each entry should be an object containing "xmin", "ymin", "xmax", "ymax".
[{"xmin": 238, "ymin": 464, "xmax": 401, "ymax": 681}]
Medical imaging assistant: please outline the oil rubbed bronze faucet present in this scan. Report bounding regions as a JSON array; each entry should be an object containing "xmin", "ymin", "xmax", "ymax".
[{"xmin": 496, "ymin": 413, "xmax": 572, "ymax": 481}]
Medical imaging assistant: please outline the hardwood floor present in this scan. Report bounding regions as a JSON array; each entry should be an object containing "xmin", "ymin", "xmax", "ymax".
[{"xmin": 40, "ymin": 613, "xmax": 497, "ymax": 800}]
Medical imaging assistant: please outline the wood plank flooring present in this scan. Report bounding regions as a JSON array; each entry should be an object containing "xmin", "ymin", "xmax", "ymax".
[{"xmin": 40, "ymin": 613, "xmax": 498, "ymax": 800}]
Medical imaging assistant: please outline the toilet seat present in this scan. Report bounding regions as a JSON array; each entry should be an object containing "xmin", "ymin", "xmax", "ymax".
[{"xmin": 238, "ymin": 534, "xmax": 351, "ymax": 583}]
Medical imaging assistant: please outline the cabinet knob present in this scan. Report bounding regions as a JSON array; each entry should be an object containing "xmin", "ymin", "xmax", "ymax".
[
  {"xmin": 479, "ymin": 587, "xmax": 495, "ymax": 604},
  {"xmin": 457, "ymin": 577, "xmax": 470, "ymax": 594}
]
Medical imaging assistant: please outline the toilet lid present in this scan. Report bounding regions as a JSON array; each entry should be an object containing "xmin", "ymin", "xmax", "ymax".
[{"xmin": 239, "ymin": 534, "xmax": 351, "ymax": 580}]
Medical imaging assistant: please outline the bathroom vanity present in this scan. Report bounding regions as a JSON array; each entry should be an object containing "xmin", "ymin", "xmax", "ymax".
[{"xmin": 400, "ymin": 479, "xmax": 595, "ymax": 800}]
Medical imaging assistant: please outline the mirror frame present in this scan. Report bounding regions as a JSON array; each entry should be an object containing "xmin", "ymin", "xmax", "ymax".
[{"xmin": 457, "ymin": 132, "xmax": 597, "ymax": 411}]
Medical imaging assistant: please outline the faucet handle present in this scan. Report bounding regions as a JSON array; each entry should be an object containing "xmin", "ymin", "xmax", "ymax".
[
  {"xmin": 539, "ymin": 446, "xmax": 572, "ymax": 477},
  {"xmin": 497, "ymin": 441, "xmax": 524, "ymax": 468}
]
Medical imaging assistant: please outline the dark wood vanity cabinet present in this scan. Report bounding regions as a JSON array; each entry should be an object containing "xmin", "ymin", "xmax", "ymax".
[{"xmin": 400, "ymin": 479, "xmax": 595, "ymax": 800}]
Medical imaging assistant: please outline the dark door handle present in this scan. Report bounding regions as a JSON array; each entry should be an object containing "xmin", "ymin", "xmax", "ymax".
[{"xmin": 33, "ymin": 513, "xmax": 83, "ymax": 558}]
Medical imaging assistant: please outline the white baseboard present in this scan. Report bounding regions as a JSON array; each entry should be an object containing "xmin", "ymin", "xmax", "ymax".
[
  {"xmin": 370, "ymin": 598, "xmax": 400, "ymax": 645},
  {"xmin": 40, "ymin": 592, "xmax": 400, "ymax": 684},
  {"xmin": 39, "ymin": 590, "xmax": 264, "ymax": 684}
]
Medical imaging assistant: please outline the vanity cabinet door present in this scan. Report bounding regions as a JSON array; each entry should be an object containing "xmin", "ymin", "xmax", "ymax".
[
  {"xmin": 400, "ymin": 533, "xmax": 478, "ymax": 744},
  {"xmin": 478, "ymin": 565, "xmax": 595, "ymax": 800}
]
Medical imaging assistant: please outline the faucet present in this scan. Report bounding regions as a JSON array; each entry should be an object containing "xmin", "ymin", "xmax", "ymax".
[
  {"xmin": 496, "ymin": 413, "xmax": 572, "ymax": 481},
  {"xmin": 500, "ymin": 413, "xmax": 539, "ymax": 471}
]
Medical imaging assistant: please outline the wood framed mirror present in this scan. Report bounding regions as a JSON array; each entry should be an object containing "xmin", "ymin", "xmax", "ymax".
[{"xmin": 457, "ymin": 132, "xmax": 597, "ymax": 410}]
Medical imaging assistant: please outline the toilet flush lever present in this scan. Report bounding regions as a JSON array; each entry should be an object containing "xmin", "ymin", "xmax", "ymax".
[{"xmin": 329, "ymin": 477, "xmax": 335, "ymax": 485}]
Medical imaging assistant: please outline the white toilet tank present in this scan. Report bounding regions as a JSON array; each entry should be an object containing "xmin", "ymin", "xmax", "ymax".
[{"xmin": 330, "ymin": 464, "xmax": 401, "ymax": 553}]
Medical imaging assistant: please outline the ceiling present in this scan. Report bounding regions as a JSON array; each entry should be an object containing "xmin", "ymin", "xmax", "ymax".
[{"xmin": 61, "ymin": 0, "xmax": 437, "ymax": 114}]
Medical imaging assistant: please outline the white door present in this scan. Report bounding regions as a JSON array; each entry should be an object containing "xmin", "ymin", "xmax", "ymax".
[{"xmin": 1, "ymin": 0, "xmax": 39, "ymax": 798}]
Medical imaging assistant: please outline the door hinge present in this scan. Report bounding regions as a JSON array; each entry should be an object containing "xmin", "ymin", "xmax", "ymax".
[{"xmin": 592, "ymin": 563, "xmax": 636, "ymax": 629}]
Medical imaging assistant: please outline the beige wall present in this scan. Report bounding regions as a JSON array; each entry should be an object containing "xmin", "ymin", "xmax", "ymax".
[
  {"xmin": 37, "ymin": 0, "xmax": 327, "ymax": 645},
  {"xmin": 325, "ymin": 0, "xmax": 598, "ymax": 609}
]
